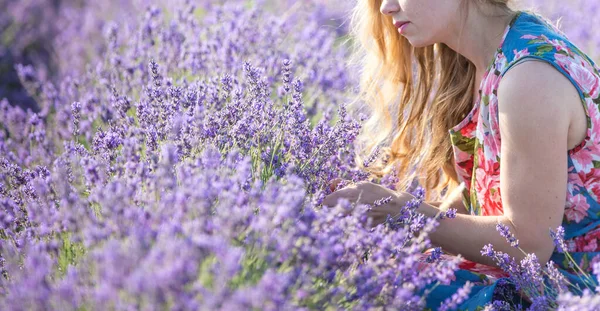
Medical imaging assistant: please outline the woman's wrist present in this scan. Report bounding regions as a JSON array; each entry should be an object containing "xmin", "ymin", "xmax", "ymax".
[
  {"xmin": 390, "ymin": 192, "xmax": 442, "ymax": 219},
  {"xmin": 416, "ymin": 200, "xmax": 445, "ymax": 219}
]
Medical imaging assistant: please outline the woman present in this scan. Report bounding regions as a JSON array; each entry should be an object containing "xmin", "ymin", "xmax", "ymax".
[{"xmin": 323, "ymin": 0, "xmax": 600, "ymax": 309}]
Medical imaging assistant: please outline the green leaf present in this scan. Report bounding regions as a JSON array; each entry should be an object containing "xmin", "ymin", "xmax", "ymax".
[
  {"xmin": 228, "ymin": 246, "xmax": 270, "ymax": 290},
  {"xmin": 56, "ymin": 232, "xmax": 86, "ymax": 278},
  {"xmin": 581, "ymin": 253, "xmax": 590, "ymax": 271},
  {"xmin": 198, "ymin": 255, "xmax": 217, "ymax": 289},
  {"xmin": 452, "ymin": 137, "xmax": 476, "ymax": 153},
  {"xmin": 534, "ymin": 44, "xmax": 554, "ymax": 55},
  {"xmin": 526, "ymin": 39, "xmax": 545, "ymax": 45},
  {"xmin": 481, "ymin": 95, "xmax": 490, "ymax": 106}
]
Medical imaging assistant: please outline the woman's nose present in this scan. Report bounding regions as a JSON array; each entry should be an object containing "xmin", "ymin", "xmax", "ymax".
[{"xmin": 380, "ymin": 0, "xmax": 400, "ymax": 16}]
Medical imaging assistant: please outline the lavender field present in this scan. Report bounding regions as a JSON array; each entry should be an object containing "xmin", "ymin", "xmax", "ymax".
[{"xmin": 1, "ymin": 0, "xmax": 600, "ymax": 310}]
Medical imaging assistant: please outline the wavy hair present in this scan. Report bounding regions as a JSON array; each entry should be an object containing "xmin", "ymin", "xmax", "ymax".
[{"xmin": 348, "ymin": 0, "xmax": 525, "ymax": 200}]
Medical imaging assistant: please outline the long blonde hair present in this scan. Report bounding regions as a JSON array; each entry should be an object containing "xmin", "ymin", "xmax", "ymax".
[{"xmin": 348, "ymin": 0, "xmax": 518, "ymax": 201}]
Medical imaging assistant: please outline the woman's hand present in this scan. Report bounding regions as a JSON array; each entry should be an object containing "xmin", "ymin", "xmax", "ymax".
[{"xmin": 322, "ymin": 180, "xmax": 418, "ymax": 226}]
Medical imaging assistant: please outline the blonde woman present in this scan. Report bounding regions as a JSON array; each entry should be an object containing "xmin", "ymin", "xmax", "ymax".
[{"xmin": 323, "ymin": 0, "xmax": 600, "ymax": 308}]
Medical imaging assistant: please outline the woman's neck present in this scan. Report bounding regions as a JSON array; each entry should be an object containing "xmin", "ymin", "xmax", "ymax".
[{"xmin": 442, "ymin": 6, "xmax": 517, "ymax": 75}]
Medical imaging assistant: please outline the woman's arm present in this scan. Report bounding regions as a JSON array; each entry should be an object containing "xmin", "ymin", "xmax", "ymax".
[
  {"xmin": 426, "ymin": 183, "xmax": 470, "ymax": 215},
  {"xmin": 415, "ymin": 60, "xmax": 577, "ymax": 268},
  {"xmin": 416, "ymin": 203, "xmax": 524, "ymax": 267},
  {"xmin": 325, "ymin": 59, "xmax": 575, "ymax": 268}
]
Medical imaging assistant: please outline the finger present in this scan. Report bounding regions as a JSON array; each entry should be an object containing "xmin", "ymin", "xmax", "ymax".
[{"xmin": 328, "ymin": 178, "xmax": 343, "ymax": 192}]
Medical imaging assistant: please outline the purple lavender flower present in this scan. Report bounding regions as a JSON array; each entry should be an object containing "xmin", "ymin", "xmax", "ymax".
[
  {"xmin": 4, "ymin": 1, "xmax": 596, "ymax": 310},
  {"xmin": 481, "ymin": 244, "xmax": 495, "ymax": 257},
  {"xmin": 373, "ymin": 195, "xmax": 393, "ymax": 207},
  {"xmin": 281, "ymin": 59, "xmax": 292, "ymax": 94},
  {"xmin": 425, "ymin": 247, "xmax": 443, "ymax": 263},
  {"xmin": 557, "ymin": 288, "xmax": 600, "ymax": 310},
  {"xmin": 546, "ymin": 261, "xmax": 569, "ymax": 293},
  {"xmin": 362, "ymin": 145, "xmax": 381, "ymax": 168},
  {"xmin": 444, "ymin": 208, "xmax": 457, "ymax": 219},
  {"xmin": 550, "ymin": 225, "xmax": 567, "ymax": 253},
  {"xmin": 496, "ymin": 222, "xmax": 519, "ymax": 248},
  {"xmin": 438, "ymin": 208, "xmax": 458, "ymax": 220}
]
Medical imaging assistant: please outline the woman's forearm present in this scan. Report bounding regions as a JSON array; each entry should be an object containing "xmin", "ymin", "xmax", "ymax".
[{"xmin": 415, "ymin": 201, "xmax": 535, "ymax": 268}]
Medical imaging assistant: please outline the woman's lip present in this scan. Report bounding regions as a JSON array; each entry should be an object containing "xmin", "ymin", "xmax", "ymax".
[
  {"xmin": 397, "ymin": 22, "xmax": 410, "ymax": 34},
  {"xmin": 394, "ymin": 21, "xmax": 409, "ymax": 28}
]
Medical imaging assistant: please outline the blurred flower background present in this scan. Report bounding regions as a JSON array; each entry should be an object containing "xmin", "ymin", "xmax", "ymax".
[{"xmin": 1, "ymin": 0, "xmax": 599, "ymax": 310}]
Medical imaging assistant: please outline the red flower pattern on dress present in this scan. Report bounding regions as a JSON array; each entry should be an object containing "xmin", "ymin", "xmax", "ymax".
[
  {"xmin": 565, "ymin": 226, "xmax": 600, "ymax": 253},
  {"xmin": 475, "ymin": 148, "xmax": 503, "ymax": 216},
  {"xmin": 455, "ymin": 151, "xmax": 474, "ymax": 181},
  {"xmin": 457, "ymin": 259, "xmax": 509, "ymax": 279},
  {"xmin": 459, "ymin": 120, "xmax": 477, "ymax": 137},
  {"xmin": 577, "ymin": 169, "xmax": 600, "ymax": 202}
]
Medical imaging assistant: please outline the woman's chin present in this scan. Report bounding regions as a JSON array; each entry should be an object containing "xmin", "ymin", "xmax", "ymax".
[
  {"xmin": 402, "ymin": 35, "xmax": 429, "ymax": 48},
  {"xmin": 407, "ymin": 40, "xmax": 427, "ymax": 48},
  {"xmin": 407, "ymin": 38, "xmax": 437, "ymax": 49}
]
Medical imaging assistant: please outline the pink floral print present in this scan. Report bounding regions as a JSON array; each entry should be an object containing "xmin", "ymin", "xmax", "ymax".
[{"xmin": 565, "ymin": 193, "xmax": 590, "ymax": 223}]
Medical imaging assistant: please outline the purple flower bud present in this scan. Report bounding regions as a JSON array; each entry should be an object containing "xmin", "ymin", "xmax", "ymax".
[
  {"xmin": 444, "ymin": 208, "xmax": 457, "ymax": 219},
  {"xmin": 373, "ymin": 195, "xmax": 392, "ymax": 207},
  {"xmin": 481, "ymin": 244, "xmax": 495, "ymax": 257},
  {"xmin": 425, "ymin": 247, "xmax": 443, "ymax": 263},
  {"xmin": 496, "ymin": 223, "xmax": 519, "ymax": 248},
  {"xmin": 550, "ymin": 225, "xmax": 567, "ymax": 253}
]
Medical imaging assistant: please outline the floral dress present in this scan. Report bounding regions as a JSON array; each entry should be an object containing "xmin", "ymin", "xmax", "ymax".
[{"xmin": 420, "ymin": 10, "xmax": 600, "ymax": 310}]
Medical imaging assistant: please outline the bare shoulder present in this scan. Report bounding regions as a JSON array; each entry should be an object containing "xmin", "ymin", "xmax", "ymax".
[{"xmin": 497, "ymin": 59, "xmax": 580, "ymax": 124}]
